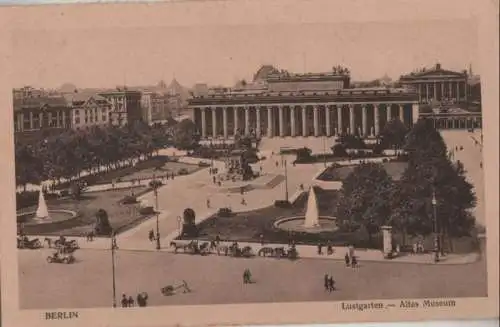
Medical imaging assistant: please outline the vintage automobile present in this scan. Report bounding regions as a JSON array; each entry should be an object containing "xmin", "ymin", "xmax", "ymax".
[{"xmin": 46, "ymin": 252, "xmax": 75, "ymax": 264}]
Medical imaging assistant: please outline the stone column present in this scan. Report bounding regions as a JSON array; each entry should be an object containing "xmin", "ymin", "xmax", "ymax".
[
  {"xmin": 412, "ymin": 103, "xmax": 419, "ymax": 124},
  {"xmin": 56, "ymin": 111, "xmax": 60, "ymax": 128},
  {"xmin": 337, "ymin": 105, "xmax": 343, "ymax": 135},
  {"xmin": 201, "ymin": 108, "xmax": 207, "ymax": 138},
  {"xmin": 456, "ymin": 82, "xmax": 460, "ymax": 101},
  {"xmin": 302, "ymin": 106, "xmax": 307, "ymax": 137},
  {"xmin": 223, "ymin": 107, "xmax": 228, "ymax": 138},
  {"xmin": 233, "ymin": 107, "xmax": 239, "ymax": 135},
  {"xmin": 399, "ymin": 104, "xmax": 404, "ymax": 124},
  {"xmin": 290, "ymin": 106, "xmax": 296, "ymax": 136},
  {"xmin": 278, "ymin": 106, "xmax": 284, "ymax": 137},
  {"xmin": 61, "ymin": 111, "xmax": 66, "ymax": 128},
  {"xmin": 441, "ymin": 82, "xmax": 445, "ymax": 100},
  {"xmin": 381, "ymin": 226, "xmax": 393, "ymax": 259},
  {"xmin": 464, "ymin": 81, "xmax": 468, "ymax": 102},
  {"xmin": 256, "ymin": 107, "xmax": 261, "ymax": 137},
  {"xmin": 361, "ymin": 105, "xmax": 368, "ymax": 136},
  {"xmin": 313, "ymin": 106, "xmax": 319, "ymax": 136},
  {"xmin": 39, "ymin": 112, "xmax": 43, "ymax": 128},
  {"xmin": 212, "ymin": 107, "xmax": 217, "ymax": 138},
  {"xmin": 448, "ymin": 82, "xmax": 453, "ymax": 100},
  {"xmin": 386, "ymin": 104, "xmax": 392, "ymax": 122},
  {"xmin": 267, "ymin": 106, "xmax": 273, "ymax": 137},
  {"xmin": 374, "ymin": 103, "xmax": 380, "ymax": 136},
  {"xmin": 426, "ymin": 84, "xmax": 430, "ymax": 102},
  {"xmin": 434, "ymin": 82, "xmax": 437, "ymax": 101},
  {"xmin": 244, "ymin": 106, "xmax": 250, "ymax": 136},
  {"xmin": 325, "ymin": 106, "xmax": 331, "ymax": 136},
  {"xmin": 349, "ymin": 104, "xmax": 355, "ymax": 135}
]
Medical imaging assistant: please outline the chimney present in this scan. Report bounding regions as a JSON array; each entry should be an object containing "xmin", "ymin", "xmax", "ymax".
[{"xmin": 436, "ymin": 63, "xmax": 441, "ymax": 70}]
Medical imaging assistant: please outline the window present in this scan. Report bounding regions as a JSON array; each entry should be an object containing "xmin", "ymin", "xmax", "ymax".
[
  {"xmin": 75, "ymin": 117, "xmax": 80, "ymax": 124},
  {"xmin": 102, "ymin": 114, "xmax": 107, "ymax": 121}
]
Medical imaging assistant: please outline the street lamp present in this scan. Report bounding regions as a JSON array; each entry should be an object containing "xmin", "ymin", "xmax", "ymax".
[
  {"xmin": 280, "ymin": 155, "xmax": 289, "ymax": 202},
  {"xmin": 431, "ymin": 188, "xmax": 439, "ymax": 263},
  {"xmin": 153, "ymin": 174, "xmax": 161, "ymax": 250},
  {"xmin": 110, "ymin": 231, "xmax": 117, "ymax": 308}
]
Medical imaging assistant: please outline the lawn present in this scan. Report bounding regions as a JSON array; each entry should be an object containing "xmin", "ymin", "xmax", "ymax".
[
  {"xmin": 55, "ymin": 156, "xmax": 202, "ymax": 188},
  {"xmin": 17, "ymin": 186, "xmax": 155, "ymax": 237},
  {"xmin": 317, "ymin": 161, "xmax": 408, "ymax": 182},
  {"xmin": 191, "ymin": 184, "xmax": 479, "ymax": 253}
]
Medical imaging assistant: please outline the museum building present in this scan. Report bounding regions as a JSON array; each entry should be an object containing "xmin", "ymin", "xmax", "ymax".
[{"xmin": 188, "ymin": 66, "xmax": 420, "ymax": 139}]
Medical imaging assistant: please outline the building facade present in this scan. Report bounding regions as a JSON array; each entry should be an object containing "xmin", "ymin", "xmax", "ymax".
[
  {"xmin": 399, "ymin": 64, "xmax": 468, "ymax": 104},
  {"xmin": 13, "ymin": 94, "xmax": 71, "ymax": 133},
  {"xmin": 64, "ymin": 93, "xmax": 112, "ymax": 129},
  {"xmin": 99, "ymin": 89, "xmax": 143, "ymax": 126},
  {"xmin": 189, "ymin": 70, "xmax": 419, "ymax": 139}
]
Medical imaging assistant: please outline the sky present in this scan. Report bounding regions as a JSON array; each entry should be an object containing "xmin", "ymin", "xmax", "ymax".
[{"xmin": 11, "ymin": 19, "xmax": 479, "ymax": 89}]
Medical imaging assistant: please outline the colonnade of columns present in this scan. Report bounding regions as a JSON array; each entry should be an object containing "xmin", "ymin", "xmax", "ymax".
[
  {"xmin": 194, "ymin": 102, "xmax": 419, "ymax": 139},
  {"xmin": 431, "ymin": 116, "xmax": 482, "ymax": 130},
  {"xmin": 412, "ymin": 80, "xmax": 467, "ymax": 103}
]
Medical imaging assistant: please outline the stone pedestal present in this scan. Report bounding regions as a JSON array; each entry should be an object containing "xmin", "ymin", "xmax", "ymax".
[{"xmin": 381, "ymin": 225, "xmax": 393, "ymax": 259}]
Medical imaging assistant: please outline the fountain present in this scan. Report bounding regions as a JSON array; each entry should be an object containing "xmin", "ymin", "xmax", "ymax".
[
  {"xmin": 35, "ymin": 189, "xmax": 49, "ymax": 220},
  {"xmin": 303, "ymin": 187, "xmax": 319, "ymax": 228},
  {"xmin": 273, "ymin": 187, "xmax": 337, "ymax": 233},
  {"xmin": 16, "ymin": 185, "xmax": 78, "ymax": 234}
]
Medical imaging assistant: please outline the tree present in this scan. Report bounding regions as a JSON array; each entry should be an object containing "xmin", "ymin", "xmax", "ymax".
[
  {"xmin": 172, "ymin": 119, "xmax": 199, "ymax": 150},
  {"xmin": 295, "ymin": 147, "xmax": 313, "ymax": 163},
  {"xmin": 392, "ymin": 118, "xmax": 477, "ymax": 250},
  {"xmin": 380, "ymin": 118, "xmax": 409, "ymax": 151},
  {"xmin": 338, "ymin": 134, "xmax": 366, "ymax": 149},
  {"xmin": 331, "ymin": 143, "xmax": 348, "ymax": 157},
  {"xmin": 336, "ymin": 163, "xmax": 395, "ymax": 246}
]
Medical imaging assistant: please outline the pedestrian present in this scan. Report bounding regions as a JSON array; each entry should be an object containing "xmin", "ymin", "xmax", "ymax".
[
  {"xmin": 344, "ymin": 252, "xmax": 350, "ymax": 267},
  {"xmin": 317, "ymin": 242, "xmax": 323, "ymax": 255},
  {"xmin": 148, "ymin": 229, "xmax": 155, "ymax": 242},
  {"xmin": 121, "ymin": 294, "xmax": 128, "ymax": 308},
  {"xmin": 259, "ymin": 233, "xmax": 264, "ymax": 246},
  {"xmin": 351, "ymin": 255, "xmax": 358, "ymax": 268},
  {"xmin": 127, "ymin": 296, "xmax": 135, "ymax": 307},
  {"xmin": 206, "ymin": 198, "xmax": 210, "ymax": 208},
  {"xmin": 324, "ymin": 274, "xmax": 329, "ymax": 291},
  {"xmin": 328, "ymin": 275, "xmax": 335, "ymax": 292}
]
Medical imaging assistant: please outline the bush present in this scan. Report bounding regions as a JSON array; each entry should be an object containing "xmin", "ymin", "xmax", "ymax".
[
  {"xmin": 122, "ymin": 195, "xmax": 138, "ymax": 204},
  {"xmin": 149, "ymin": 179, "xmax": 163, "ymax": 189},
  {"xmin": 95, "ymin": 208, "xmax": 112, "ymax": 236},
  {"xmin": 331, "ymin": 144, "xmax": 348, "ymax": 157},
  {"xmin": 138, "ymin": 206, "xmax": 155, "ymax": 215},
  {"xmin": 178, "ymin": 168, "xmax": 189, "ymax": 175},
  {"xmin": 218, "ymin": 207, "xmax": 233, "ymax": 217},
  {"xmin": 274, "ymin": 200, "xmax": 292, "ymax": 208},
  {"xmin": 16, "ymin": 191, "xmax": 38, "ymax": 210}
]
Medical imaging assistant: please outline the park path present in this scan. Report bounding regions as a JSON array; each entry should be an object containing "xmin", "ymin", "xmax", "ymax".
[
  {"xmin": 25, "ymin": 131, "xmax": 484, "ymax": 265},
  {"xmin": 441, "ymin": 130, "xmax": 485, "ymax": 227}
]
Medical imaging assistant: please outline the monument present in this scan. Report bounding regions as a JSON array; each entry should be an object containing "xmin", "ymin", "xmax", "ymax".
[
  {"xmin": 303, "ymin": 187, "xmax": 320, "ymax": 228},
  {"xmin": 35, "ymin": 188, "xmax": 49, "ymax": 220}
]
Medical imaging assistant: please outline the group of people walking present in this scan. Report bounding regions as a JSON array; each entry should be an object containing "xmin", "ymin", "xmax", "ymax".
[{"xmin": 121, "ymin": 292, "xmax": 148, "ymax": 308}]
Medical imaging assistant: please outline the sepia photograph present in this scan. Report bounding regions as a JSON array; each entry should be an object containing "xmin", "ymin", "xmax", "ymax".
[{"xmin": 0, "ymin": 0, "xmax": 498, "ymax": 326}]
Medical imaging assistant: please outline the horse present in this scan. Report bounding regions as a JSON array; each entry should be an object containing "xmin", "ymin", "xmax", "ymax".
[
  {"xmin": 169, "ymin": 240, "xmax": 193, "ymax": 253},
  {"xmin": 257, "ymin": 247, "xmax": 275, "ymax": 257},
  {"xmin": 198, "ymin": 242, "xmax": 211, "ymax": 255},
  {"xmin": 273, "ymin": 247, "xmax": 287, "ymax": 258},
  {"xmin": 211, "ymin": 243, "xmax": 231, "ymax": 256},
  {"xmin": 44, "ymin": 237, "xmax": 54, "ymax": 248}
]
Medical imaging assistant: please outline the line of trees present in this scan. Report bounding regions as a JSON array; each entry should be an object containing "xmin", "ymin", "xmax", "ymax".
[
  {"xmin": 15, "ymin": 119, "xmax": 200, "ymax": 190},
  {"xmin": 336, "ymin": 118, "xmax": 476, "ymax": 249}
]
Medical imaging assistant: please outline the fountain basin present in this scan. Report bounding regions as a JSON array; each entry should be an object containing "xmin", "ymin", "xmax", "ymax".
[
  {"xmin": 274, "ymin": 216, "xmax": 338, "ymax": 233},
  {"xmin": 17, "ymin": 210, "xmax": 79, "ymax": 234}
]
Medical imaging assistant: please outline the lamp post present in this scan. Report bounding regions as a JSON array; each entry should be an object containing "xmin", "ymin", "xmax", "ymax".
[
  {"xmin": 432, "ymin": 188, "xmax": 439, "ymax": 263},
  {"xmin": 153, "ymin": 176, "xmax": 161, "ymax": 250},
  {"xmin": 323, "ymin": 130, "xmax": 327, "ymax": 168},
  {"xmin": 111, "ymin": 231, "xmax": 117, "ymax": 308},
  {"xmin": 281, "ymin": 156, "xmax": 289, "ymax": 202}
]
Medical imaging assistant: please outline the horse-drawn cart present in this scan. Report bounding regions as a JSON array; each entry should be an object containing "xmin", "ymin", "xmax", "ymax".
[
  {"xmin": 46, "ymin": 252, "xmax": 75, "ymax": 264},
  {"xmin": 17, "ymin": 237, "xmax": 42, "ymax": 249}
]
